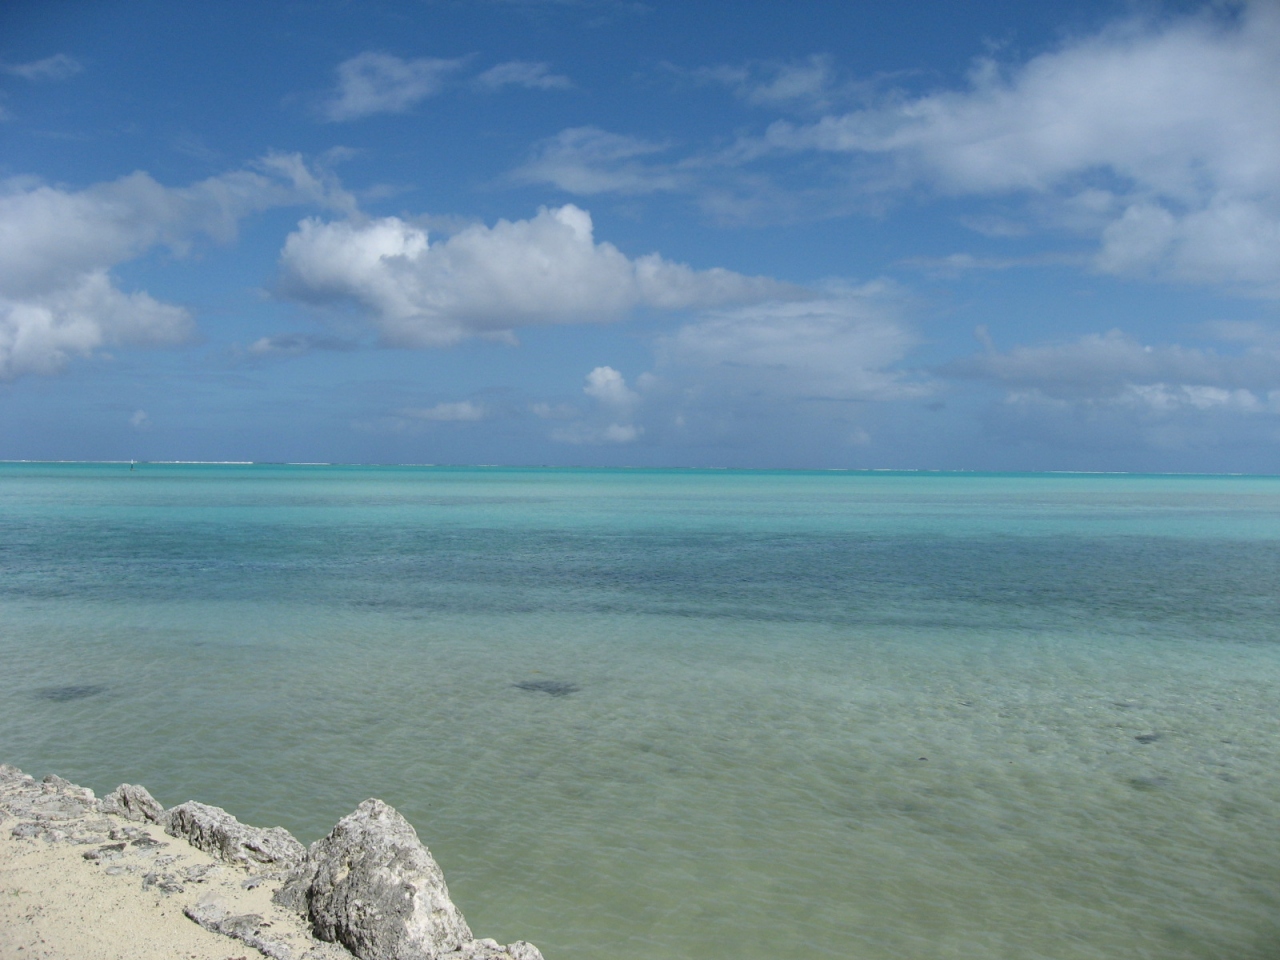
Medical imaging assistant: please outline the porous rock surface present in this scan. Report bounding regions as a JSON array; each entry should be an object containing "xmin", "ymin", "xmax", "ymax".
[
  {"xmin": 165, "ymin": 799, "xmax": 307, "ymax": 869},
  {"xmin": 277, "ymin": 799, "xmax": 543, "ymax": 960},
  {"xmin": 102, "ymin": 782, "xmax": 166, "ymax": 822}
]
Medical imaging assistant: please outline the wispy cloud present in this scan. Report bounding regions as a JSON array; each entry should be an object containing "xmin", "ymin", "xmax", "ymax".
[
  {"xmin": 476, "ymin": 60, "xmax": 571, "ymax": 90},
  {"xmin": 322, "ymin": 52, "xmax": 467, "ymax": 121},
  {"xmin": 947, "ymin": 328, "xmax": 1280, "ymax": 399},
  {"xmin": 511, "ymin": 127, "xmax": 688, "ymax": 195},
  {"xmin": 246, "ymin": 333, "xmax": 357, "ymax": 357},
  {"xmin": 2, "ymin": 54, "xmax": 82, "ymax": 81},
  {"xmin": 517, "ymin": 4, "xmax": 1280, "ymax": 293},
  {"xmin": 753, "ymin": 3, "xmax": 1280, "ymax": 293},
  {"xmin": 683, "ymin": 54, "xmax": 853, "ymax": 112},
  {"xmin": 658, "ymin": 288, "xmax": 929, "ymax": 402},
  {"xmin": 400, "ymin": 400, "xmax": 488, "ymax": 422}
]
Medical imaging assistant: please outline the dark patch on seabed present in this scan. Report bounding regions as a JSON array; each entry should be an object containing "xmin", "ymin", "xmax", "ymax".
[
  {"xmin": 35, "ymin": 684, "xmax": 106, "ymax": 702},
  {"xmin": 513, "ymin": 679, "xmax": 580, "ymax": 697}
]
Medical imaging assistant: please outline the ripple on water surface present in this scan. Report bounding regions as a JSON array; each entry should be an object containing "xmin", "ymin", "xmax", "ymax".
[{"xmin": 3, "ymin": 465, "xmax": 1280, "ymax": 960}]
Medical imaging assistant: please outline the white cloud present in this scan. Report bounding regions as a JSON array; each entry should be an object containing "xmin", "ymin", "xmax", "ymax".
[
  {"xmin": 545, "ymin": 366, "xmax": 644, "ymax": 444},
  {"xmin": 583, "ymin": 365, "xmax": 639, "ymax": 408},
  {"xmin": 759, "ymin": 3, "xmax": 1280, "ymax": 292},
  {"xmin": 278, "ymin": 203, "xmax": 793, "ymax": 346},
  {"xmin": 0, "ymin": 271, "xmax": 191, "ymax": 379},
  {"xmin": 0, "ymin": 154, "xmax": 350, "ymax": 379},
  {"xmin": 658, "ymin": 290, "xmax": 928, "ymax": 401},
  {"xmin": 400, "ymin": 400, "xmax": 488, "ymax": 422},
  {"xmin": 2, "ymin": 54, "xmax": 82, "ymax": 81},
  {"xmin": 476, "ymin": 60, "xmax": 571, "ymax": 90},
  {"xmin": 512, "ymin": 127, "xmax": 689, "ymax": 195},
  {"xmin": 130, "ymin": 410, "xmax": 149, "ymax": 429},
  {"xmin": 323, "ymin": 52, "xmax": 466, "ymax": 121}
]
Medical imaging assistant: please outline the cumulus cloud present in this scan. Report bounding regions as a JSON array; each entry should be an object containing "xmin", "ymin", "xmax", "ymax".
[
  {"xmin": 759, "ymin": 3, "xmax": 1280, "ymax": 292},
  {"xmin": 323, "ymin": 52, "xmax": 466, "ymax": 121},
  {"xmin": 544, "ymin": 366, "xmax": 645, "ymax": 444},
  {"xmin": 658, "ymin": 290, "xmax": 929, "ymax": 401},
  {"xmin": 583, "ymin": 365, "xmax": 639, "ymax": 408},
  {"xmin": 0, "ymin": 271, "xmax": 191, "ymax": 379},
  {"xmin": 278, "ymin": 203, "xmax": 793, "ymax": 346},
  {"xmin": 400, "ymin": 400, "xmax": 488, "ymax": 422},
  {"xmin": 0, "ymin": 153, "xmax": 350, "ymax": 379},
  {"xmin": 476, "ymin": 60, "xmax": 571, "ymax": 90},
  {"xmin": 2, "ymin": 54, "xmax": 82, "ymax": 81}
]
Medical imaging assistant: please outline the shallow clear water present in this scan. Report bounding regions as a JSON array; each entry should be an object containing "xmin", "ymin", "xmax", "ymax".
[{"xmin": 3, "ymin": 463, "xmax": 1280, "ymax": 959}]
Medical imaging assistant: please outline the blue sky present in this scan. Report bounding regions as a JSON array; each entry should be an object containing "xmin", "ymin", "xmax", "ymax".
[{"xmin": 2, "ymin": 0, "xmax": 1278, "ymax": 470}]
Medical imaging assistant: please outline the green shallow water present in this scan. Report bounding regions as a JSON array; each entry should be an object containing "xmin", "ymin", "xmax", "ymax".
[{"xmin": 3, "ymin": 464, "xmax": 1280, "ymax": 959}]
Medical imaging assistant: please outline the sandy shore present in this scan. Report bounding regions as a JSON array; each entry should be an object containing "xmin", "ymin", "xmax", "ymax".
[{"xmin": 0, "ymin": 767, "xmax": 347, "ymax": 960}]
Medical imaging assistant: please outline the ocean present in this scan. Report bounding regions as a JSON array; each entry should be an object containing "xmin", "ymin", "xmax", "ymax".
[{"xmin": 2, "ymin": 463, "xmax": 1279, "ymax": 959}]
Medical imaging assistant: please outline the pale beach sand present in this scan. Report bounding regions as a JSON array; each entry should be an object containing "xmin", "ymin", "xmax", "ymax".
[
  {"xmin": 0, "ymin": 766, "xmax": 348, "ymax": 960},
  {"xmin": 0, "ymin": 822, "xmax": 312, "ymax": 960}
]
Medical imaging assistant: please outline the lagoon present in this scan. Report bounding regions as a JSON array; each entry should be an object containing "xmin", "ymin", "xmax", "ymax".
[{"xmin": 3, "ymin": 464, "xmax": 1280, "ymax": 959}]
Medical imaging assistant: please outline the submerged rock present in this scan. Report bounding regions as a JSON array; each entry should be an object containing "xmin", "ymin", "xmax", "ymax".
[
  {"xmin": 512, "ymin": 679, "xmax": 579, "ymax": 697},
  {"xmin": 102, "ymin": 782, "xmax": 166, "ymax": 823},
  {"xmin": 165, "ymin": 800, "xmax": 306, "ymax": 869},
  {"xmin": 278, "ymin": 799, "xmax": 542, "ymax": 960},
  {"xmin": 35, "ymin": 684, "xmax": 106, "ymax": 702}
]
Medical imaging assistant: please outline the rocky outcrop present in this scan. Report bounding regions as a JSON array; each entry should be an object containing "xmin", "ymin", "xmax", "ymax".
[
  {"xmin": 184, "ymin": 900, "xmax": 299, "ymax": 960},
  {"xmin": 165, "ymin": 800, "xmax": 307, "ymax": 869},
  {"xmin": 0, "ymin": 767, "xmax": 100, "ymax": 827},
  {"xmin": 2, "ymin": 763, "xmax": 544, "ymax": 960},
  {"xmin": 277, "ymin": 799, "xmax": 543, "ymax": 960},
  {"xmin": 102, "ymin": 782, "xmax": 166, "ymax": 823}
]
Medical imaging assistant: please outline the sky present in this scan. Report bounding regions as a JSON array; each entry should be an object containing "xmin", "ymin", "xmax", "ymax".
[{"xmin": 2, "ymin": 0, "xmax": 1279, "ymax": 470}]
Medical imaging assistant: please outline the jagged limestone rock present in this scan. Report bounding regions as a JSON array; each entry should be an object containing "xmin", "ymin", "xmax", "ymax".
[
  {"xmin": 185, "ymin": 900, "xmax": 296, "ymax": 960},
  {"xmin": 278, "ymin": 799, "xmax": 472, "ymax": 960},
  {"xmin": 165, "ymin": 800, "xmax": 305, "ymax": 869},
  {"xmin": 102, "ymin": 782, "xmax": 165, "ymax": 823},
  {"xmin": 0, "ymin": 768, "xmax": 100, "ymax": 824},
  {"xmin": 278, "ymin": 799, "xmax": 543, "ymax": 960}
]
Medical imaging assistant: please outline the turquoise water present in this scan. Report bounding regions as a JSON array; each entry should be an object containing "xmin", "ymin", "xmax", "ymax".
[{"xmin": 3, "ymin": 464, "xmax": 1280, "ymax": 959}]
